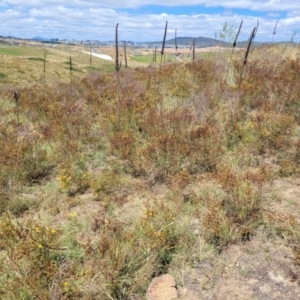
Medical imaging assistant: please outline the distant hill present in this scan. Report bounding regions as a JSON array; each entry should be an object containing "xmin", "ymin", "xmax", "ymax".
[
  {"xmin": 32, "ymin": 36, "xmax": 50, "ymax": 41},
  {"xmin": 144, "ymin": 36, "xmax": 230, "ymax": 47},
  {"xmin": 5, "ymin": 35, "xmax": 18, "ymax": 39},
  {"xmin": 167, "ymin": 36, "xmax": 229, "ymax": 47},
  {"xmin": 142, "ymin": 36, "xmax": 284, "ymax": 48},
  {"xmin": 6, "ymin": 34, "xmax": 291, "ymax": 48},
  {"xmin": 236, "ymin": 40, "xmax": 263, "ymax": 48}
]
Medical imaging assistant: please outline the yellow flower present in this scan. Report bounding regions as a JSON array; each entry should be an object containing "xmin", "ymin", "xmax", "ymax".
[
  {"xmin": 71, "ymin": 211, "xmax": 77, "ymax": 218},
  {"xmin": 109, "ymin": 114, "xmax": 116, "ymax": 122},
  {"xmin": 50, "ymin": 229, "xmax": 56, "ymax": 234},
  {"xmin": 63, "ymin": 281, "xmax": 69, "ymax": 291},
  {"xmin": 38, "ymin": 244, "xmax": 43, "ymax": 249}
]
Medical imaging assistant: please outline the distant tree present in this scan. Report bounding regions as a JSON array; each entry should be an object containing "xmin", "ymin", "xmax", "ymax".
[{"xmin": 217, "ymin": 22, "xmax": 237, "ymax": 44}]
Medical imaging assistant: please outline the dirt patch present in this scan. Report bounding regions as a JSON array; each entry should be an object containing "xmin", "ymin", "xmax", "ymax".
[
  {"xmin": 166, "ymin": 177, "xmax": 300, "ymax": 300},
  {"xmin": 175, "ymin": 236, "xmax": 300, "ymax": 299}
]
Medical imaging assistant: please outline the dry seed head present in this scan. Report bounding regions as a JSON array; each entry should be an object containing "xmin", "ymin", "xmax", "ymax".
[
  {"xmin": 233, "ymin": 20, "xmax": 243, "ymax": 48},
  {"xmin": 14, "ymin": 90, "xmax": 20, "ymax": 104},
  {"xmin": 115, "ymin": 23, "xmax": 121, "ymax": 71},
  {"xmin": 192, "ymin": 38, "xmax": 196, "ymax": 61},
  {"xmin": 161, "ymin": 21, "xmax": 168, "ymax": 56}
]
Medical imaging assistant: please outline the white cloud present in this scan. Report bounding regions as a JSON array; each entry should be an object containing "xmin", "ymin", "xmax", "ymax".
[
  {"xmin": 287, "ymin": 10, "xmax": 300, "ymax": 17},
  {"xmin": 267, "ymin": 12, "xmax": 280, "ymax": 18},
  {"xmin": 0, "ymin": 2, "xmax": 299, "ymax": 41},
  {"xmin": 1, "ymin": 0, "xmax": 300, "ymax": 11}
]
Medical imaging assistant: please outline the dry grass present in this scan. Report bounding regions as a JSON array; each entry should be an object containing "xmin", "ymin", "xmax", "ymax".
[{"xmin": 0, "ymin": 43, "xmax": 300, "ymax": 299}]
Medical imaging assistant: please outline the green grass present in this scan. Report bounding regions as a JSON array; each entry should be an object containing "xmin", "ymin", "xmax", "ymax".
[
  {"xmin": 130, "ymin": 55, "xmax": 154, "ymax": 64},
  {"xmin": 101, "ymin": 64, "xmax": 115, "ymax": 72},
  {"xmin": 63, "ymin": 61, "xmax": 85, "ymax": 72},
  {"xmin": 63, "ymin": 61, "xmax": 76, "ymax": 65},
  {"xmin": 0, "ymin": 46, "xmax": 42, "ymax": 56},
  {"xmin": 65, "ymin": 67, "xmax": 83, "ymax": 73},
  {"xmin": 88, "ymin": 63, "xmax": 115, "ymax": 72},
  {"xmin": 130, "ymin": 54, "xmax": 177, "ymax": 64},
  {"xmin": 28, "ymin": 57, "xmax": 45, "ymax": 62},
  {"xmin": 85, "ymin": 65, "xmax": 115, "ymax": 72},
  {"xmin": 0, "ymin": 47, "xmax": 24, "ymax": 56},
  {"xmin": 85, "ymin": 64, "xmax": 115, "ymax": 73},
  {"xmin": 85, "ymin": 65, "xmax": 102, "ymax": 71}
]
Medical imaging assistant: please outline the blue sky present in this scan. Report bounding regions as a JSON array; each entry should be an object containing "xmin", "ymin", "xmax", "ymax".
[{"xmin": 0, "ymin": 1, "xmax": 299, "ymax": 42}]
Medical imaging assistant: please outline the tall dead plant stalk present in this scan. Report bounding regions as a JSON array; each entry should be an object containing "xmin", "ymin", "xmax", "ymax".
[
  {"xmin": 14, "ymin": 91, "xmax": 20, "ymax": 126},
  {"xmin": 159, "ymin": 21, "xmax": 168, "ymax": 68},
  {"xmin": 158, "ymin": 21, "xmax": 168, "ymax": 116},
  {"xmin": 239, "ymin": 27, "xmax": 256, "ymax": 86},
  {"xmin": 153, "ymin": 46, "xmax": 157, "ymax": 64},
  {"xmin": 69, "ymin": 55, "xmax": 73, "ymax": 94},
  {"xmin": 115, "ymin": 23, "xmax": 121, "ymax": 125},
  {"xmin": 272, "ymin": 19, "xmax": 279, "ymax": 43},
  {"xmin": 158, "ymin": 21, "xmax": 168, "ymax": 85},
  {"xmin": 123, "ymin": 41, "xmax": 128, "ymax": 91},
  {"xmin": 253, "ymin": 19, "xmax": 259, "ymax": 40},
  {"xmin": 175, "ymin": 29, "xmax": 178, "ymax": 62},
  {"xmin": 90, "ymin": 47, "xmax": 92, "ymax": 66},
  {"xmin": 192, "ymin": 38, "xmax": 196, "ymax": 62}
]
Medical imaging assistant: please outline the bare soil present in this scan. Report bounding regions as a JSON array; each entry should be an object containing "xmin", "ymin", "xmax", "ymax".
[{"xmin": 174, "ymin": 177, "xmax": 300, "ymax": 299}]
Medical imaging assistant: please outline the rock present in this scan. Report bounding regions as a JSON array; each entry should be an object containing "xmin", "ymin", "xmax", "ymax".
[
  {"xmin": 268, "ymin": 270, "xmax": 292, "ymax": 287},
  {"xmin": 259, "ymin": 284, "xmax": 272, "ymax": 294},
  {"xmin": 146, "ymin": 274, "xmax": 178, "ymax": 300}
]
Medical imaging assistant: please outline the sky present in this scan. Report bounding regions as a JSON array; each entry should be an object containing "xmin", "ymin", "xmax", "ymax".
[{"xmin": 0, "ymin": 1, "xmax": 299, "ymax": 42}]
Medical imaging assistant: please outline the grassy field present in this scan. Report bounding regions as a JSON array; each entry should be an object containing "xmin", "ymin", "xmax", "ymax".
[
  {"xmin": 0, "ymin": 44, "xmax": 184, "ymax": 86},
  {"xmin": 129, "ymin": 50, "xmax": 214, "ymax": 64},
  {"xmin": 0, "ymin": 46, "xmax": 41, "ymax": 56},
  {"xmin": 0, "ymin": 43, "xmax": 221, "ymax": 87},
  {"xmin": 130, "ymin": 54, "xmax": 154, "ymax": 64},
  {"xmin": 130, "ymin": 53, "xmax": 177, "ymax": 64},
  {"xmin": 1, "ymin": 43, "xmax": 300, "ymax": 299},
  {"xmin": 0, "ymin": 45, "xmax": 116, "ymax": 86}
]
